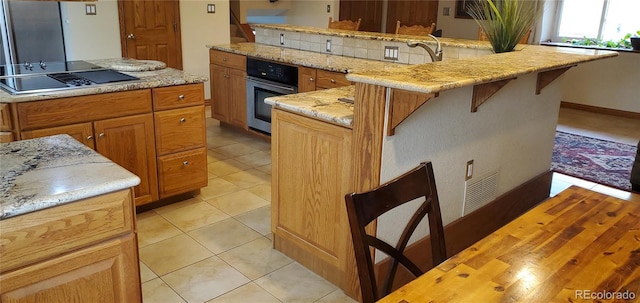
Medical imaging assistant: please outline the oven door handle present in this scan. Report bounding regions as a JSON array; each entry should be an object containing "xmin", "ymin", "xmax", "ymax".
[{"xmin": 247, "ymin": 77, "xmax": 296, "ymax": 92}]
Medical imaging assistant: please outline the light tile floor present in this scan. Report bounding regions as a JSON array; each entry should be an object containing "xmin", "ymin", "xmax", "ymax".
[{"xmin": 138, "ymin": 107, "xmax": 639, "ymax": 303}]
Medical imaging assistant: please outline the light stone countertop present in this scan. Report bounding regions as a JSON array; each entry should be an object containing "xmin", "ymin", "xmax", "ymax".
[
  {"xmin": 0, "ymin": 58, "xmax": 208, "ymax": 103},
  {"xmin": 0, "ymin": 134, "xmax": 140, "ymax": 220},
  {"xmin": 208, "ymin": 43, "xmax": 404, "ymax": 73},
  {"xmin": 265, "ymin": 85, "xmax": 355, "ymax": 128}
]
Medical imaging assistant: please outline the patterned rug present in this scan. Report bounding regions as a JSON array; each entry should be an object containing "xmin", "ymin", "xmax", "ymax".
[{"xmin": 551, "ymin": 131, "xmax": 637, "ymax": 191}]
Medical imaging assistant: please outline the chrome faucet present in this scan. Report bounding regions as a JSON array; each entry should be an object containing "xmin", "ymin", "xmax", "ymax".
[{"xmin": 407, "ymin": 35, "xmax": 443, "ymax": 62}]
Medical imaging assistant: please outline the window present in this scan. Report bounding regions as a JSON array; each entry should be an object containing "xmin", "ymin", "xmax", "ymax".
[{"xmin": 556, "ymin": 0, "xmax": 640, "ymax": 41}]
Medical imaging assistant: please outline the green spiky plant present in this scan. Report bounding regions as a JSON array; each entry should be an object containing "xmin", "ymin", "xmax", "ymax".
[{"xmin": 466, "ymin": 0, "xmax": 537, "ymax": 53}]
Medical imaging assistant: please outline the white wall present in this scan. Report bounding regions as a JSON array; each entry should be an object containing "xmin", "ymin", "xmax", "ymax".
[
  {"xmin": 60, "ymin": 0, "xmax": 122, "ymax": 61},
  {"xmin": 562, "ymin": 52, "xmax": 640, "ymax": 113},
  {"xmin": 376, "ymin": 73, "xmax": 561, "ymax": 255},
  {"xmin": 60, "ymin": 0, "xmax": 230, "ymax": 100},
  {"xmin": 287, "ymin": 0, "xmax": 339, "ymax": 28}
]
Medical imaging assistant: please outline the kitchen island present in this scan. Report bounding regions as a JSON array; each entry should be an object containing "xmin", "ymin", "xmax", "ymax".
[
  {"xmin": 209, "ymin": 25, "xmax": 618, "ymax": 299},
  {"xmin": 0, "ymin": 58, "xmax": 209, "ymax": 207},
  {"xmin": 0, "ymin": 134, "xmax": 142, "ymax": 302}
]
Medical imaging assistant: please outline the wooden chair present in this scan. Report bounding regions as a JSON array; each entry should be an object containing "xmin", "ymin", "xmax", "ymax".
[
  {"xmin": 478, "ymin": 27, "xmax": 532, "ymax": 44},
  {"xmin": 395, "ymin": 21, "xmax": 436, "ymax": 36},
  {"xmin": 328, "ymin": 17, "xmax": 361, "ymax": 31},
  {"xmin": 344, "ymin": 161, "xmax": 447, "ymax": 303}
]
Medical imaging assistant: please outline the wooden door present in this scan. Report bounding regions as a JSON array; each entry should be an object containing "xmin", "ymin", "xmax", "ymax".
[
  {"xmin": 20, "ymin": 122, "xmax": 95, "ymax": 149},
  {"xmin": 0, "ymin": 234, "xmax": 141, "ymax": 303},
  {"xmin": 339, "ymin": 0, "xmax": 383, "ymax": 32},
  {"xmin": 228, "ymin": 69, "xmax": 247, "ymax": 128},
  {"xmin": 386, "ymin": 0, "xmax": 439, "ymax": 34},
  {"xmin": 298, "ymin": 66, "xmax": 317, "ymax": 93},
  {"xmin": 119, "ymin": 0, "xmax": 183, "ymax": 69},
  {"xmin": 94, "ymin": 114, "xmax": 159, "ymax": 205},
  {"xmin": 209, "ymin": 64, "xmax": 230, "ymax": 123}
]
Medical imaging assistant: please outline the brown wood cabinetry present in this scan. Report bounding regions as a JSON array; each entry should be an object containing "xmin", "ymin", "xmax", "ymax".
[
  {"xmin": 11, "ymin": 83, "xmax": 207, "ymax": 206},
  {"xmin": 209, "ymin": 50, "xmax": 247, "ymax": 129},
  {"xmin": 0, "ymin": 103, "xmax": 13, "ymax": 142},
  {"xmin": 271, "ymin": 109, "xmax": 354, "ymax": 293},
  {"xmin": 152, "ymin": 84, "xmax": 207, "ymax": 199},
  {"xmin": 297, "ymin": 66, "xmax": 351, "ymax": 92},
  {"xmin": 0, "ymin": 189, "xmax": 142, "ymax": 303}
]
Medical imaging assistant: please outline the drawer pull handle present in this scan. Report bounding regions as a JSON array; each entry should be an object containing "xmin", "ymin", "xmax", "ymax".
[
  {"xmin": 183, "ymin": 161, "xmax": 189, "ymax": 166},
  {"xmin": 98, "ymin": 133, "xmax": 105, "ymax": 138},
  {"xmin": 331, "ymin": 79, "xmax": 336, "ymax": 83},
  {"xmin": 86, "ymin": 135, "xmax": 93, "ymax": 141},
  {"xmin": 180, "ymin": 118, "xmax": 186, "ymax": 123},
  {"xmin": 222, "ymin": 58, "xmax": 228, "ymax": 61},
  {"xmin": 309, "ymin": 77, "xmax": 315, "ymax": 82},
  {"xmin": 178, "ymin": 94, "xmax": 185, "ymax": 100}
]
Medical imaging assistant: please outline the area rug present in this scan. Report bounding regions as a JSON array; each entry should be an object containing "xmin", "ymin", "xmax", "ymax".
[{"xmin": 551, "ymin": 131, "xmax": 637, "ymax": 192}]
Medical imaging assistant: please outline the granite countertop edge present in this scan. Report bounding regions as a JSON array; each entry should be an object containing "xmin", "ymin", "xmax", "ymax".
[{"xmin": 0, "ymin": 134, "xmax": 141, "ymax": 220}]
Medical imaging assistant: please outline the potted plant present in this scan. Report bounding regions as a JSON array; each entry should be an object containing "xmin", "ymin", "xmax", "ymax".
[
  {"xmin": 630, "ymin": 31, "xmax": 640, "ymax": 51},
  {"xmin": 466, "ymin": 0, "xmax": 537, "ymax": 53}
]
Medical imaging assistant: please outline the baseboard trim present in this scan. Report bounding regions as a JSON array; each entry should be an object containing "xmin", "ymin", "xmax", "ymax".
[
  {"xmin": 560, "ymin": 101, "xmax": 640, "ymax": 120},
  {"xmin": 374, "ymin": 170, "xmax": 553, "ymax": 290}
]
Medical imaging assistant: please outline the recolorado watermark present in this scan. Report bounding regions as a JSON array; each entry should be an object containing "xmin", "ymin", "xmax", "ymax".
[{"xmin": 575, "ymin": 290, "xmax": 636, "ymax": 300}]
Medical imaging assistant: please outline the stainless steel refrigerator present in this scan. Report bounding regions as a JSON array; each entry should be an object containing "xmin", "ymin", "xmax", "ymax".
[{"xmin": 0, "ymin": 0, "xmax": 66, "ymax": 66}]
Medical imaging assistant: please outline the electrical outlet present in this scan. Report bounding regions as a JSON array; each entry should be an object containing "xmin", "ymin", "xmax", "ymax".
[
  {"xmin": 207, "ymin": 4, "xmax": 215, "ymax": 14},
  {"xmin": 465, "ymin": 160, "xmax": 474, "ymax": 181},
  {"xmin": 326, "ymin": 40, "xmax": 332, "ymax": 52},
  {"xmin": 384, "ymin": 46, "xmax": 399, "ymax": 60},
  {"xmin": 443, "ymin": 7, "xmax": 450, "ymax": 16},
  {"xmin": 85, "ymin": 4, "xmax": 96, "ymax": 15},
  {"xmin": 327, "ymin": 5, "xmax": 331, "ymax": 13},
  {"xmin": 280, "ymin": 33, "xmax": 285, "ymax": 45}
]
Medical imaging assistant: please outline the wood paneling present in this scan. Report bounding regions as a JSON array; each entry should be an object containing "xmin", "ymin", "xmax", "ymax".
[{"xmin": 385, "ymin": 0, "xmax": 439, "ymax": 34}]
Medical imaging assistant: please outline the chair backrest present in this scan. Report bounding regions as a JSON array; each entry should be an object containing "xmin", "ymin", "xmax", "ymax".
[
  {"xmin": 345, "ymin": 161, "xmax": 447, "ymax": 303},
  {"xmin": 395, "ymin": 21, "xmax": 436, "ymax": 36},
  {"xmin": 328, "ymin": 17, "xmax": 361, "ymax": 31},
  {"xmin": 478, "ymin": 27, "xmax": 532, "ymax": 44}
]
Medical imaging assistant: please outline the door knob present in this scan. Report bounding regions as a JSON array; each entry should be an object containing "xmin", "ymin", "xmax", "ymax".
[
  {"xmin": 180, "ymin": 118, "xmax": 186, "ymax": 123},
  {"xmin": 98, "ymin": 133, "xmax": 105, "ymax": 138},
  {"xmin": 86, "ymin": 135, "xmax": 93, "ymax": 141},
  {"xmin": 127, "ymin": 34, "xmax": 135, "ymax": 39}
]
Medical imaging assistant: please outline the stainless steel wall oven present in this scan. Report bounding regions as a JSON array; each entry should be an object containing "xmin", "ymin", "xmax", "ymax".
[{"xmin": 246, "ymin": 57, "xmax": 297, "ymax": 134}]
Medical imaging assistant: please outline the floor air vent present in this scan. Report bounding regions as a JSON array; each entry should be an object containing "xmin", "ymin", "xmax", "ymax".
[{"xmin": 462, "ymin": 170, "xmax": 498, "ymax": 216}]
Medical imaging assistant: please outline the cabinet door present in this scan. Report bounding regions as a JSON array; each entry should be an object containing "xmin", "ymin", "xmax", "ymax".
[
  {"xmin": 0, "ymin": 234, "xmax": 141, "ymax": 303},
  {"xmin": 271, "ymin": 109, "xmax": 353, "ymax": 280},
  {"xmin": 95, "ymin": 114, "xmax": 158, "ymax": 205},
  {"xmin": 210, "ymin": 64, "xmax": 230, "ymax": 123},
  {"xmin": 298, "ymin": 66, "xmax": 317, "ymax": 93},
  {"xmin": 20, "ymin": 122, "xmax": 95, "ymax": 149},
  {"xmin": 229, "ymin": 69, "xmax": 247, "ymax": 129}
]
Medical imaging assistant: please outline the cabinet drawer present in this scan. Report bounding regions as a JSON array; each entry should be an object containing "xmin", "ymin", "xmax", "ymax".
[
  {"xmin": 152, "ymin": 84, "xmax": 204, "ymax": 110},
  {"xmin": 157, "ymin": 147, "xmax": 208, "ymax": 198},
  {"xmin": 0, "ymin": 189, "xmax": 134, "ymax": 273},
  {"xmin": 16, "ymin": 90, "xmax": 152, "ymax": 130},
  {"xmin": 209, "ymin": 50, "xmax": 246, "ymax": 70},
  {"xmin": 154, "ymin": 106, "xmax": 206, "ymax": 155},
  {"xmin": 20, "ymin": 122, "xmax": 95, "ymax": 149},
  {"xmin": 316, "ymin": 70, "xmax": 351, "ymax": 89}
]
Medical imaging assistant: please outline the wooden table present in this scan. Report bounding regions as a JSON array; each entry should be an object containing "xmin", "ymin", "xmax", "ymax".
[{"xmin": 378, "ymin": 186, "xmax": 640, "ymax": 303}]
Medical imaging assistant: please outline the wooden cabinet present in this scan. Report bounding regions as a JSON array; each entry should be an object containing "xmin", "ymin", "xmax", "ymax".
[
  {"xmin": 152, "ymin": 84, "xmax": 207, "ymax": 199},
  {"xmin": 271, "ymin": 109, "xmax": 354, "ymax": 292},
  {"xmin": 13, "ymin": 84, "xmax": 208, "ymax": 206},
  {"xmin": 95, "ymin": 114, "xmax": 159, "ymax": 205},
  {"xmin": 0, "ymin": 103, "xmax": 14, "ymax": 142},
  {"xmin": 209, "ymin": 50, "xmax": 247, "ymax": 128},
  {"xmin": 0, "ymin": 189, "xmax": 141, "ymax": 303},
  {"xmin": 297, "ymin": 66, "xmax": 351, "ymax": 92}
]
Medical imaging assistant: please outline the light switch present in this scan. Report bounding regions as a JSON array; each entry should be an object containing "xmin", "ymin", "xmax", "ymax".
[
  {"xmin": 85, "ymin": 4, "xmax": 96, "ymax": 15},
  {"xmin": 327, "ymin": 5, "xmax": 331, "ymax": 13},
  {"xmin": 207, "ymin": 4, "xmax": 215, "ymax": 14},
  {"xmin": 443, "ymin": 7, "xmax": 450, "ymax": 16}
]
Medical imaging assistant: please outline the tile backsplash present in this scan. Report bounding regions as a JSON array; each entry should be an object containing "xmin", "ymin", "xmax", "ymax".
[{"xmin": 254, "ymin": 27, "xmax": 493, "ymax": 65}]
